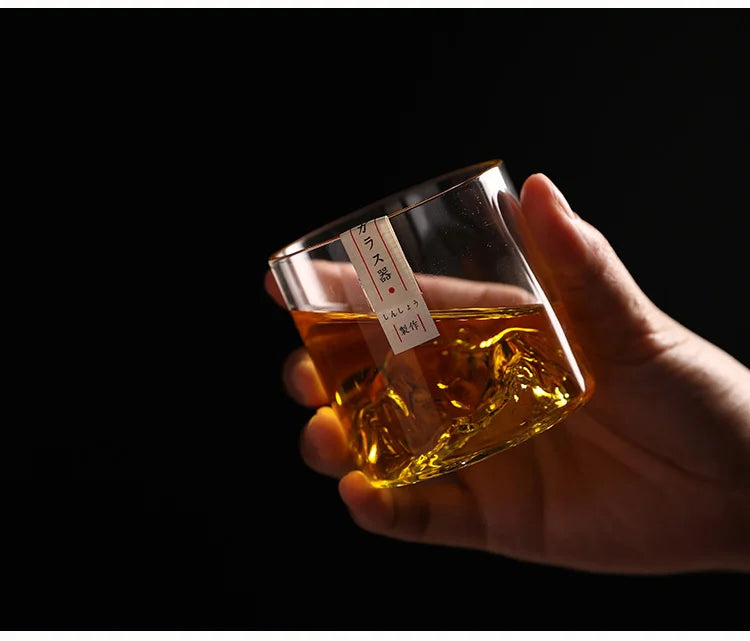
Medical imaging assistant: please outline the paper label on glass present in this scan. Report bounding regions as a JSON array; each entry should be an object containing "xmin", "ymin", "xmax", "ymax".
[{"xmin": 340, "ymin": 215, "xmax": 440, "ymax": 355}]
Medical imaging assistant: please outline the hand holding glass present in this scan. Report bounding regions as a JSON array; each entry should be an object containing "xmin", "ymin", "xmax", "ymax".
[{"xmin": 269, "ymin": 161, "xmax": 594, "ymax": 487}]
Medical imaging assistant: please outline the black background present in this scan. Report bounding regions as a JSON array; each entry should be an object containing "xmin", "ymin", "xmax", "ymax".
[{"xmin": 4, "ymin": 7, "xmax": 750, "ymax": 629}]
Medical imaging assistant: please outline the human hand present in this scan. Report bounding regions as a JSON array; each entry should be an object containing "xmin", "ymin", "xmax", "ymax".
[{"xmin": 265, "ymin": 173, "xmax": 750, "ymax": 574}]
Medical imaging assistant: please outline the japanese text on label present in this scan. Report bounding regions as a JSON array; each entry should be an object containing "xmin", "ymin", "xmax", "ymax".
[{"xmin": 340, "ymin": 216, "xmax": 440, "ymax": 354}]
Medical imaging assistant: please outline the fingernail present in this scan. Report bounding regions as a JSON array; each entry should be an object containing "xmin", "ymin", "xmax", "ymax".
[
  {"xmin": 550, "ymin": 180, "xmax": 578, "ymax": 220},
  {"xmin": 282, "ymin": 349, "xmax": 308, "ymax": 401},
  {"xmin": 300, "ymin": 411, "xmax": 323, "ymax": 465}
]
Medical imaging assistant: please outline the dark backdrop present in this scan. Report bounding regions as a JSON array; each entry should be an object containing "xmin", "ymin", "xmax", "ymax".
[{"xmin": 4, "ymin": 7, "xmax": 749, "ymax": 629}]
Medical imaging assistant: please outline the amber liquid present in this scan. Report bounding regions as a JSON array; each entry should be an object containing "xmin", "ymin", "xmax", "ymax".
[{"xmin": 292, "ymin": 305, "xmax": 592, "ymax": 487}]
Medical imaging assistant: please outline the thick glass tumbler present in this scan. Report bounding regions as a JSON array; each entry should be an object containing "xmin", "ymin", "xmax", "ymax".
[{"xmin": 269, "ymin": 160, "xmax": 593, "ymax": 487}]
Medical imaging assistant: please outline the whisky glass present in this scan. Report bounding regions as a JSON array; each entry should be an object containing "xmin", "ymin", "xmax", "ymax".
[{"xmin": 268, "ymin": 160, "xmax": 593, "ymax": 488}]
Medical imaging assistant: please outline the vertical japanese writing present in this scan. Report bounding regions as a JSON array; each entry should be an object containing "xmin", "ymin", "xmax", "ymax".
[{"xmin": 340, "ymin": 216, "xmax": 440, "ymax": 354}]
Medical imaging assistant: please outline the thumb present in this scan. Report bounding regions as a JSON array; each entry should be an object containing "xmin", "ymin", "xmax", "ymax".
[{"xmin": 518, "ymin": 173, "xmax": 674, "ymax": 364}]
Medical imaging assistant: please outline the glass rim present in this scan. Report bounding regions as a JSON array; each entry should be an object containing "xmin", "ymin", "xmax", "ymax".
[{"xmin": 268, "ymin": 159, "xmax": 506, "ymax": 263}]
